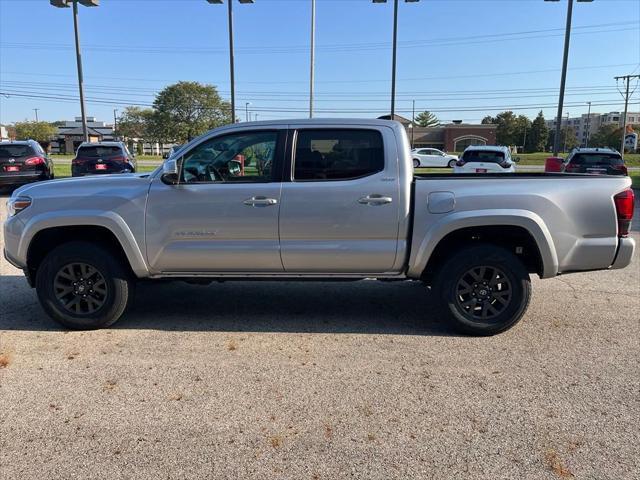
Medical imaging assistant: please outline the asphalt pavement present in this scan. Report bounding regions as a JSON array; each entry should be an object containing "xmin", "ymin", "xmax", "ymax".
[{"xmin": 1, "ymin": 190, "xmax": 638, "ymax": 479}]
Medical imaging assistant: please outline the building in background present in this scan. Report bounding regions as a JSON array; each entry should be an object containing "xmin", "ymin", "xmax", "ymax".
[
  {"xmin": 378, "ymin": 115, "xmax": 497, "ymax": 152},
  {"xmin": 546, "ymin": 111, "xmax": 640, "ymax": 147},
  {"xmin": 51, "ymin": 117, "xmax": 115, "ymax": 154},
  {"xmin": 0, "ymin": 125, "xmax": 9, "ymax": 141}
]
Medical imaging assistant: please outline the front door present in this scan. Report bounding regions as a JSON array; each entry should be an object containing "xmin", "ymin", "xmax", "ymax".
[
  {"xmin": 279, "ymin": 126, "xmax": 401, "ymax": 274},
  {"xmin": 145, "ymin": 128, "xmax": 286, "ymax": 273}
]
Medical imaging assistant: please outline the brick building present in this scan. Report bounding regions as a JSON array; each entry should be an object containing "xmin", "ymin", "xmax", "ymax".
[{"xmin": 378, "ymin": 115, "xmax": 497, "ymax": 152}]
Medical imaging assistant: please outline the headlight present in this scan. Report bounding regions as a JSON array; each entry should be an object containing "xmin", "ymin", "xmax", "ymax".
[{"xmin": 7, "ymin": 196, "xmax": 32, "ymax": 216}]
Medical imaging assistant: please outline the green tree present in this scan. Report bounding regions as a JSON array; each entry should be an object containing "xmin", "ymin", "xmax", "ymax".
[
  {"xmin": 152, "ymin": 81, "xmax": 231, "ymax": 142},
  {"xmin": 14, "ymin": 121, "xmax": 56, "ymax": 144},
  {"xmin": 414, "ymin": 111, "xmax": 439, "ymax": 128},
  {"xmin": 549, "ymin": 126, "xmax": 579, "ymax": 153},
  {"xmin": 527, "ymin": 111, "xmax": 549, "ymax": 153},
  {"xmin": 493, "ymin": 111, "xmax": 520, "ymax": 146},
  {"xmin": 481, "ymin": 115, "xmax": 495, "ymax": 125},
  {"xmin": 515, "ymin": 115, "xmax": 531, "ymax": 150},
  {"xmin": 116, "ymin": 106, "xmax": 154, "ymax": 140},
  {"xmin": 589, "ymin": 124, "xmax": 621, "ymax": 149}
]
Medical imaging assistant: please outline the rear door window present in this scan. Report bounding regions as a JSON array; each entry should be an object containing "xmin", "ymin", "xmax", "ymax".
[
  {"xmin": 0, "ymin": 145, "xmax": 34, "ymax": 158},
  {"xmin": 77, "ymin": 146, "xmax": 122, "ymax": 158},
  {"xmin": 462, "ymin": 150, "xmax": 505, "ymax": 163},
  {"xmin": 293, "ymin": 129, "xmax": 384, "ymax": 181},
  {"xmin": 570, "ymin": 153, "xmax": 623, "ymax": 166}
]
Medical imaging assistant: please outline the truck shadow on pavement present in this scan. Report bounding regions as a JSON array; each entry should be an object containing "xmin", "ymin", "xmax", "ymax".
[{"xmin": 0, "ymin": 276, "xmax": 456, "ymax": 336}]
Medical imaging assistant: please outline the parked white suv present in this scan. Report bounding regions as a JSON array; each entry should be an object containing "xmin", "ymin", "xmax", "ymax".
[
  {"xmin": 411, "ymin": 148, "xmax": 458, "ymax": 168},
  {"xmin": 454, "ymin": 146, "xmax": 518, "ymax": 174}
]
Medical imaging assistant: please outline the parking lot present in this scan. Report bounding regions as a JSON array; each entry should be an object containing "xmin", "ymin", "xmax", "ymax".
[{"xmin": 1, "ymin": 191, "xmax": 638, "ymax": 479}]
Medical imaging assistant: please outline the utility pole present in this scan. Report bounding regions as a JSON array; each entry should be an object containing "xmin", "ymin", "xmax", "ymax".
[
  {"xmin": 113, "ymin": 108, "xmax": 118, "ymax": 140},
  {"xmin": 309, "ymin": 0, "xmax": 315, "ymax": 118},
  {"xmin": 33, "ymin": 108, "xmax": 39, "ymax": 122},
  {"xmin": 615, "ymin": 74, "xmax": 640, "ymax": 156},
  {"xmin": 411, "ymin": 100, "xmax": 415, "ymax": 149},
  {"xmin": 553, "ymin": 0, "xmax": 573, "ymax": 156},
  {"xmin": 563, "ymin": 111, "xmax": 569, "ymax": 153},
  {"xmin": 245, "ymin": 102, "xmax": 251, "ymax": 122},
  {"xmin": 585, "ymin": 101, "xmax": 591, "ymax": 147},
  {"xmin": 522, "ymin": 123, "xmax": 527, "ymax": 153}
]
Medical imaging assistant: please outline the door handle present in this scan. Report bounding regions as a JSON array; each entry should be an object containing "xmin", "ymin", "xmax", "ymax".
[
  {"xmin": 243, "ymin": 196, "xmax": 278, "ymax": 207},
  {"xmin": 358, "ymin": 194, "xmax": 393, "ymax": 206}
]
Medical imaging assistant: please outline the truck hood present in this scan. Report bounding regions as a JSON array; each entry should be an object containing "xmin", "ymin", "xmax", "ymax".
[{"xmin": 12, "ymin": 172, "xmax": 155, "ymax": 199}]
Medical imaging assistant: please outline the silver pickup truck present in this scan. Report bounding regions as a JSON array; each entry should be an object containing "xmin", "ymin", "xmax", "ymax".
[{"xmin": 3, "ymin": 119, "xmax": 636, "ymax": 335}]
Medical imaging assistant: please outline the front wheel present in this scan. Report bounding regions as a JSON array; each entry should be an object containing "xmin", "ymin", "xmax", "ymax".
[
  {"xmin": 448, "ymin": 159, "xmax": 457, "ymax": 168},
  {"xmin": 36, "ymin": 241, "xmax": 135, "ymax": 329},
  {"xmin": 435, "ymin": 245, "xmax": 531, "ymax": 335},
  {"xmin": 413, "ymin": 159, "xmax": 420, "ymax": 168}
]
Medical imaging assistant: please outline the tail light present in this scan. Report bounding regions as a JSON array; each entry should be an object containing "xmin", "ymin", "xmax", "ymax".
[
  {"xmin": 24, "ymin": 156, "xmax": 45, "ymax": 166},
  {"xmin": 613, "ymin": 189, "xmax": 634, "ymax": 237},
  {"xmin": 110, "ymin": 156, "xmax": 126, "ymax": 163},
  {"xmin": 72, "ymin": 157, "xmax": 85, "ymax": 165},
  {"xmin": 564, "ymin": 163, "xmax": 578, "ymax": 173},
  {"xmin": 613, "ymin": 164, "xmax": 628, "ymax": 175}
]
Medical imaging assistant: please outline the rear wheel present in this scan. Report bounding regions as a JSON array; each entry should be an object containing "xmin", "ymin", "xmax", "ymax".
[
  {"xmin": 413, "ymin": 159, "xmax": 420, "ymax": 168},
  {"xmin": 36, "ymin": 241, "xmax": 134, "ymax": 329},
  {"xmin": 435, "ymin": 245, "xmax": 531, "ymax": 335},
  {"xmin": 448, "ymin": 159, "xmax": 457, "ymax": 168}
]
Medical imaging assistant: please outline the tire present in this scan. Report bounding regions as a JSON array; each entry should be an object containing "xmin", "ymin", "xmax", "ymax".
[
  {"xmin": 448, "ymin": 159, "xmax": 457, "ymax": 168},
  {"xmin": 36, "ymin": 241, "xmax": 135, "ymax": 330},
  {"xmin": 435, "ymin": 244, "xmax": 531, "ymax": 336},
  {"xmin": 413, "ymin": 159, "xmax": 420, "ymax": 168}
]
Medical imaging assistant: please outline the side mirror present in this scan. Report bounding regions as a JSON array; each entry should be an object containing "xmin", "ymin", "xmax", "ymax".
[
  {"xmin": 161, "ymin": 158, "xmax": 179, "ymax": 185},
  {"xmin": 514, "ymin": 156, "xmax": 521, "ymax": 163}
]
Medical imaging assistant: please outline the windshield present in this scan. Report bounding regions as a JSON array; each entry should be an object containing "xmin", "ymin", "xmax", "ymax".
[
  {"xmin": 569, "ymin": 153, "xmax": 623, "ymax": 166},
  {"xmin": 0, "ymin": 145, "xmax": 34, "ymax": 158},
  {"xmin": 76, "ymin": 146, "xmax": 122, "ymax": 158},
  {"xmin": 462, "ymin": 150, "xmax": 505, "ymax": 163}
]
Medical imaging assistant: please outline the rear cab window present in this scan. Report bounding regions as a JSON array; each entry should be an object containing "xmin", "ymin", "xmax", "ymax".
[{"xmin": 293, "ymin": 129, "xmax": 384, "ymax": 181}]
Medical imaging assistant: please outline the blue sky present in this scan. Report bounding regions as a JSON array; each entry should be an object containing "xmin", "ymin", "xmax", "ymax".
[{"xmin": 0, "ymin": 0, "xmax": 638, "ymax": 125}]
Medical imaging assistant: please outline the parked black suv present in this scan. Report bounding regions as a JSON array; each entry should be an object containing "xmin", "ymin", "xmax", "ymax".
[
  {"xmin": 71, "ymin": 142, "xmax": 136, "ymax": 177},
  {"xmin": 563, "ymin": 147, "xmax": 627, "ymax": 175},
  {"xmin": 0, "ymin": 140, "xmax": 54, "ymax": 187}
]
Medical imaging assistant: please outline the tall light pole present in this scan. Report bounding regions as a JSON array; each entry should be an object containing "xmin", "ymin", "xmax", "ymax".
[
  {"xmin": 373, "ymin": 0, "xmax": 420, "ymax": 118},
  {"xmin": 206, "ymin": 1, "xmax": 254, "ymax": 124},
  {"xmin": 245, "ymin": 102, "xmax": 251, "ymax": 122},
  {"xmin": 309, "ymin": 0, "xmax": 316, "ymax": 118},
  {"xmin": 33, "ymin": 108, "xmax": 39, "ymax": 122},
  {"xmin": 585, "ymin": 101, "xmax": 591, "ymax": 147},
  {"xmin": 50, "ymin": 1, "xmax": 98, "ymax": 143},
  {"xmin": 563, "ymin": 111, "xmax": 570, "ymax": 153},
  {"xmin": 411, "ymin": 99, "xmax": 415, "ymax": 148},
  {"xmin": 113, "ymin": 108, "xmax": 118, "ymax": 140},
  {"xmin": 544, "ymin": 0, "xmax": 593, "ymax": 156}
]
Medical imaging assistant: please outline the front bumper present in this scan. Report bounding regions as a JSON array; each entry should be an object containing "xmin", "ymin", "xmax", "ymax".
[{"xmin": 611, "ymin": 237, "xmax": 636, "ymax": 270}]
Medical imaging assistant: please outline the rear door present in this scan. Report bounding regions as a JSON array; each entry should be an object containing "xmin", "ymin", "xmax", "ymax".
[{"xmin": 279, "ymin": 126, "xmax": 401, "ymax": 273}]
